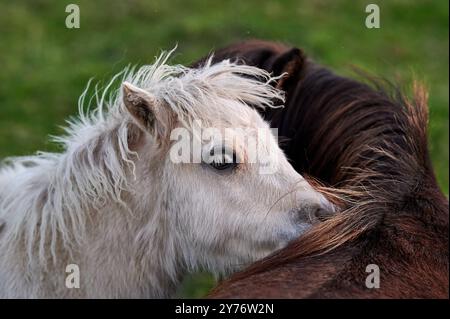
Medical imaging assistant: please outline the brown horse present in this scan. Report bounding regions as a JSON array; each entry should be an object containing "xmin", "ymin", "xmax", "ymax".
[{"xmin": 194, "ymin": 40, "xmax": 449, "ymax": 298}]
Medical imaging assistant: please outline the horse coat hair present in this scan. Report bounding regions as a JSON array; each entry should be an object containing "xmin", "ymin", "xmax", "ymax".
[{"xmin": 200, "ymin": 40, "xmax": 449, "ymax": 299}]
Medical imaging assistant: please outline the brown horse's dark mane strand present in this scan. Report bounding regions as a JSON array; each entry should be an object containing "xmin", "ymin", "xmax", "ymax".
[{"xmin": 199, "ymin": 40, "xmax": 448, "ymax": 297}]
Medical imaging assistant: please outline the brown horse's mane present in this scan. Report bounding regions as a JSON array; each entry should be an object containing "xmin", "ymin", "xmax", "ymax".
[{"xmin": 198, "ymin": 40, "xmax": 448, "ymax": 298}]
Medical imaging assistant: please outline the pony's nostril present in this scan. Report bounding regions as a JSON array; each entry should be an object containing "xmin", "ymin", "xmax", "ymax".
[
  {"xmin": 306, "ymin": 199, "xmax": 336, "ymax": 223},
  {"xmin": 313, "ymin": 207, "xmax": 333, "ymax": 222},
  {"xmin": 291, "ymin": 201, "xmax": 336, "ymax": 225}
]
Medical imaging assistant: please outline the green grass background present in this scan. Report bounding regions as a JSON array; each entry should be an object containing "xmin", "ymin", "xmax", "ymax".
[{"xmin": 0, "ymin": 0, "xmax": 448, "ymax": 298}]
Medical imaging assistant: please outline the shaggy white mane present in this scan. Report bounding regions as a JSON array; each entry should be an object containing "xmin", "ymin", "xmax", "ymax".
[{"xmin": 0, "ymin": 50, "xmax": 285, "ymax": 266}]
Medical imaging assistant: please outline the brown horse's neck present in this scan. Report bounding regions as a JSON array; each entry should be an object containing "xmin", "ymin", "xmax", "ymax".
[{"xmin": 202, "ymin": 40, "xmax": 448, "ymax": 298}]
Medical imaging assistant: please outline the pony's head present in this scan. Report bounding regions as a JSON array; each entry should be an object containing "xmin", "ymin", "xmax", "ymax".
[{"xmin": 119, "ymin": 53, "xmax": 334, "ymax": 275}]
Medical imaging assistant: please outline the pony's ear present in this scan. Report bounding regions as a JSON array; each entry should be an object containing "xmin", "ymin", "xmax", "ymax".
[
  {"xmin": 122, "ymin": 82, "xmax": 157, "ymax": 131},
  {"xmin": 270, "ymin": 48, "xmax": 305, "ymax": 92},
  {"xmin": 122, "ymin": 82, "xmax": 173, "ymax": 142}
]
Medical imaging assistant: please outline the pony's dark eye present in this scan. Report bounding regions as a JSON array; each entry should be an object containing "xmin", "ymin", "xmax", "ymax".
[
  {"xmin": 204, "ymin": 147, "xmax": 238, "ymax": 171},
  {"xmin": 210, "ymin": 161, "xmax": 234, "ymax": 170}
]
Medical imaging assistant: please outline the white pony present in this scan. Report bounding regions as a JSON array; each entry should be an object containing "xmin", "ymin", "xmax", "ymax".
[{"xmin": 0, "ymin": 51, "xmax": 333, "ymax": 298}]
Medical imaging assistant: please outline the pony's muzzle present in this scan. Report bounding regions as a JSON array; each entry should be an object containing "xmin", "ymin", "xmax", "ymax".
[
  {"xmin": 291, "ymin": 196, "xmax": 336, "ymax": 225},
  {"xmin": 312, "ymin": 204, "xmax": 335, "ymax": 222}
]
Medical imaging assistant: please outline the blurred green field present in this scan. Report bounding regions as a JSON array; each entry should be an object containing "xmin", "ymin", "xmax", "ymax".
[{"xmin": 0, "ymin": 0, "xmax": 448, "ymax": 298}]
